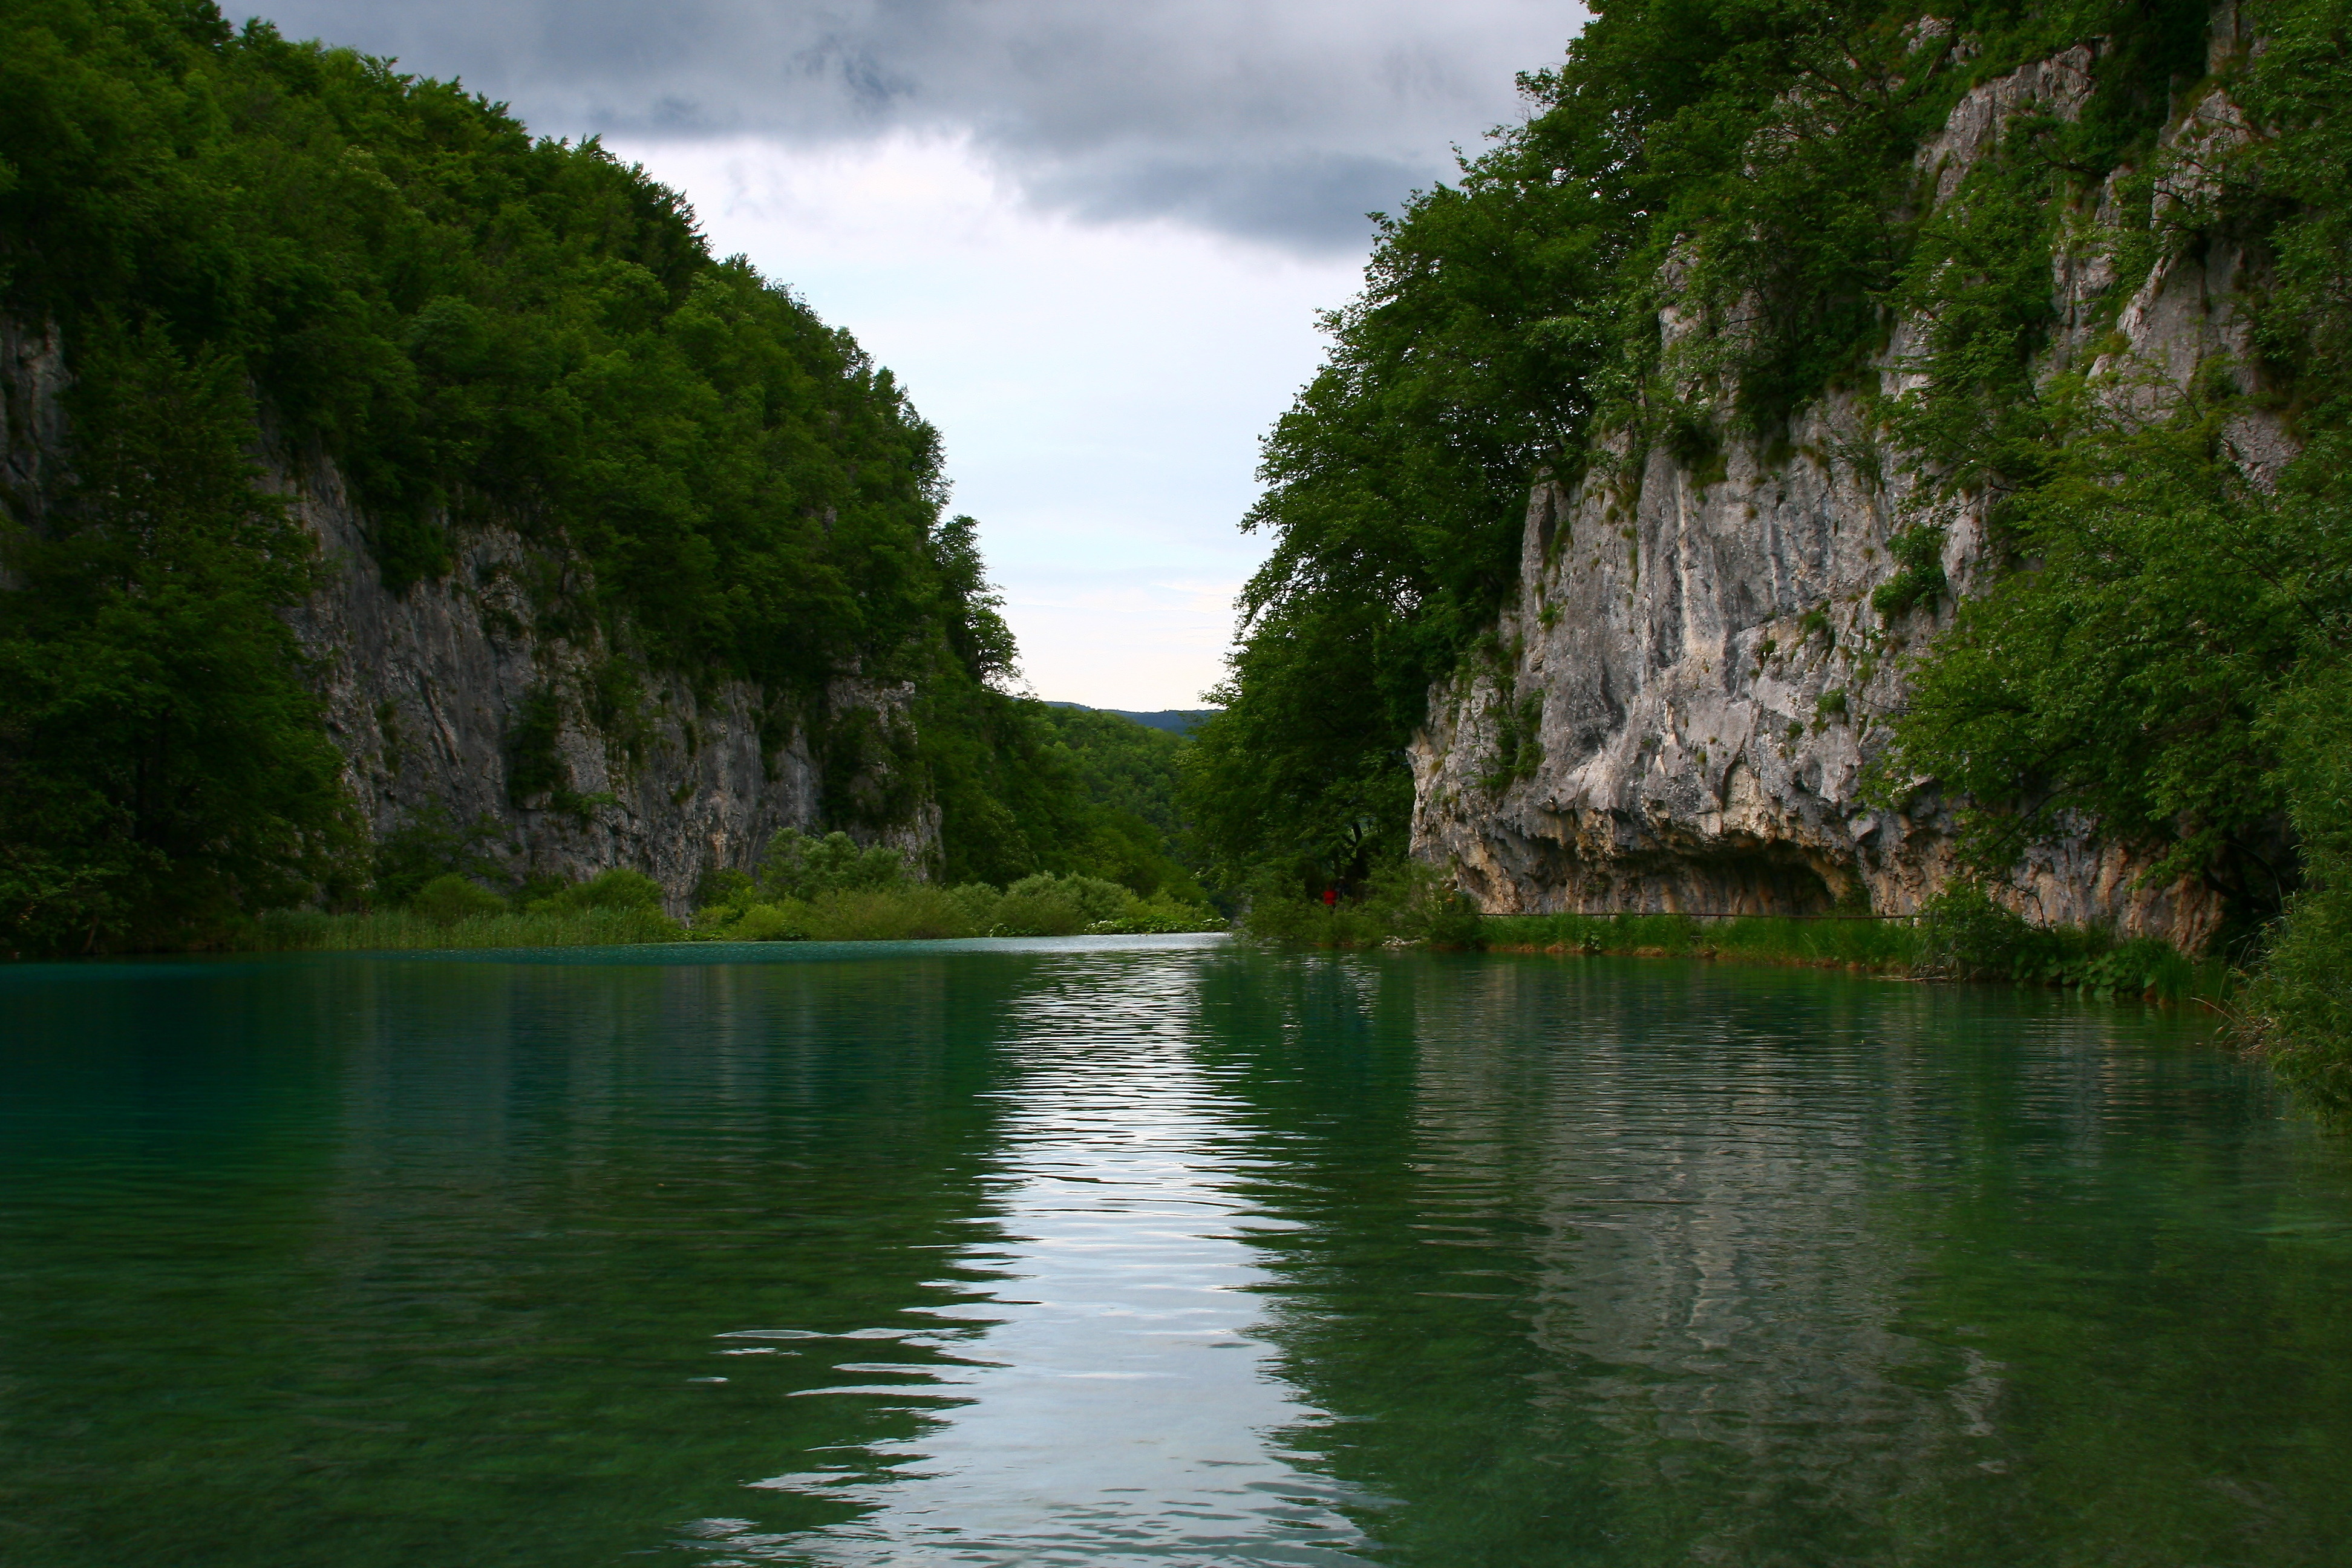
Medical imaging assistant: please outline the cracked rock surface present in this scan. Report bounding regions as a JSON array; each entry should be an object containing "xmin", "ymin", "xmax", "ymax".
[{"xmin": 1411, "ymin": 45, "xmax": 2277, "ymax": 949}]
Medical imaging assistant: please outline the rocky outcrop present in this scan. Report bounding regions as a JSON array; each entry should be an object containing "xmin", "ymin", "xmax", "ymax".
[
  {"xmin": 1411, "ymin": 31, "xmax": 2279, "ymax": 950},
  {"xmin": 0, "ymin": 315, "xmax": 936, "ymax": 910},
  {"xmin": 283, "ymin": 455, "xmax": 936, "ymax": 910}
]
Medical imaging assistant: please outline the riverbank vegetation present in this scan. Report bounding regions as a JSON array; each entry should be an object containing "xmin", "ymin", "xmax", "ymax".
[
  {"xmin": 224, "ymin": 829, "xmax": 1221, "ymax": 952},
  {"xmin": 1247, "ymin": 882, "xmax": 2229, "ymax": 1006},
  {"xmin": 689, "ymin": 829, "xmax": 1218, "ymax": 940}
]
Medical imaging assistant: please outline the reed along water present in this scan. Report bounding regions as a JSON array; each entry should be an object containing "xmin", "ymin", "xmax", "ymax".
[{"xmin": 4, "ymin": 935, "xmax": 2348, "ymax": 1565}]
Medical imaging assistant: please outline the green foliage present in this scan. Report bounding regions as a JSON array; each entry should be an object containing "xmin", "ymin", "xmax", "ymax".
[
  {"xmin": 0, "ymin": 0, "xmax": 957, "ymax": 688},
  {"xmin": 921, "ymin": 698, "xmax": 1209, "ymax": 898},
  {"xmin": 372, "ymin": 803, "xmax": 507, "ymax": 904},
  {"xmin": 990, "ymin": 873, "xmax": 1131, "ymax": 937},
  {"xmin": 1874, "ymin": 0, "xmax": 2352, "ymax": 929},
  {"xmin": 1240, "ymin": 869, "xmax": 2221, "ymax": 1000},
  {"xmin": 754, "ymin": 829, "xmax": 907, "ymax": 903},
  {"xmin": 1243, "ymin": 860, "xmax": 1483, "ymax": 949},
  {"xmin": 1194, "ymin": 0, "xmax": 2211, "ymax": 883},
  {"xmin": 0, "ymin": 319, "xmax": 356, "ymax": 954},
  {"xmin": 2244, "ymin": 660, "xmax": 2352, "ymax": 1122},
  {"xmin": 409, "ymin": 872, "xmax": 506, "ymax": 926},
  {"xmin": 531, "ymin": 867, "xmax": 664, "ymax": 913},
  {"xmin": 1872, "ymin": 391, "xmax": 2322, "ymax": 902},
  {"xmin": 1478, "ymin": 675, "xmax": 1546, "ymax": 792},
  {"xmin": 1870, "ymin": 526, "xmax": 1950, "ymax": 620},
  {"xmin": 1031, "ymin": 704, "xmax": 1207, "ymax": 898},
  {"xmin": 692, "ymin": 866, "xmax": 1221, "ymax": 943},
  {"xmin": 503, "ymin": 689, "xmax": 570, "ymax": 809},
  {"xmin": 1914, "ymin": 883, "xmax": 2218, "ymax": 1001},
  {"xmin": 245, "ymin": 902, "xmax": 682, "ymax": 950},
  {"xmin": 1034, "ymin": 706, "xmax": 1189, "ymax": 841},
  {"xmin": 1492, "ymin": 910, "xmax": 1929, "ymax": 970}
]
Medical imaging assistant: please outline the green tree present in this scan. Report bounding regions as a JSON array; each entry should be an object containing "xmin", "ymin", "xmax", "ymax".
[{"xmin": 0, "ymin": 324, "xmax": 354, "ymax": 950}]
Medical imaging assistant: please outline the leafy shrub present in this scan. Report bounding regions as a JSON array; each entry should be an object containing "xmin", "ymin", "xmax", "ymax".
[
  {"xmin": 690, "ymin": 866, "xmax": 1221, "ymax": 942},
  {"xmin": 1116, "ymin": 892, "xmax": 1227, "ymax": 934},
  {"xmin": 757, "ymin": 829, "xmax": 908, "ymax": 902},
  {"xmin": 533, "ymin": 868, "xmax": 665, "ymax": 913},
  {"xmin": 374, "ymin": 805, "xmax": 508, "ymax": 905},
  {"xmin": 988, "ymin": 890, "xmax": 1089, "ymax": 938},
  {"xmin": 720, "ymin": 903, "xmax": 812, "ymax": 942},
  {"xmin": 2244, "ymin": 662, "xmax": 2352, "ymax": 1122},
  {"xmin": 694, "ymin": 867, "xmax": 756, "ymax": 910},
  {"xmin": 1005, "ymin": 873, "xmax": 1131, "ymax": 925},
  {"xmin": 1915, "ymin": 883, "xmax": 2210, "ymax": 1001},
  {"xmin": 804, "ymin": 885, "xmax": 987, "ymax": 941},
  {"xmin": 409, "ymin": 874, "xmax": 508, "ymax": 926},
  {"xmin": 1241, "ymin": 859, "xmax": 1481, "ymax": 947},
  {"xmin": 1914, "ymin": 883, "xmax": 2040, "ymax": 979},
  {"xmin": 1870, "ymin": 525, "xmax": 1949, "ymax": 620},
  {"xmin": 247, "ymin": 903, "xmax": 681, "ymax": 950}
]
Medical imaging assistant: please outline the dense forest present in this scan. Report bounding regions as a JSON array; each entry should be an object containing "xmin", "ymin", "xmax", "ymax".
[
  {"xmin": 0, "ymin": 0, "xmax": 1203, "ymax": 952},
  {"xmin": 1188, "ymin": 0, "xmax": 2352, "ymax": 1109}
]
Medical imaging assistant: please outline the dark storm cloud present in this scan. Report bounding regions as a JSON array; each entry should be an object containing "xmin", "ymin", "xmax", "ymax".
[{"xmin": 243, "ymin": 0, "xmax": 1585, "ymax": 249}]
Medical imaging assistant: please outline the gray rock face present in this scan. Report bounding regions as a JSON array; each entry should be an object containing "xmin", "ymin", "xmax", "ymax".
[
  {"xmin": 2, "ymin": 315, "xmax": 936, "ymax": 912},
  {"xmin": 1411, "ymin": 42, "xmax": 2278, "ymax": 950},
  {"xmin": 284, "ymin": 457, "xmax": 937, "ymax": 911}
]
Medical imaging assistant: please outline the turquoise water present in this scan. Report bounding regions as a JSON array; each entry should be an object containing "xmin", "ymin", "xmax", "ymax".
[{"xmin": 2, "ymin": 935, "xmax": 2348, "ymax": 1566}]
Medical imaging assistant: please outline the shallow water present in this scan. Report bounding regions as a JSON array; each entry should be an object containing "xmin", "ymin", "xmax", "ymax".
[{"xmin": 2, "ymin": 936, "xmax": 2348, "ymax": 1566}]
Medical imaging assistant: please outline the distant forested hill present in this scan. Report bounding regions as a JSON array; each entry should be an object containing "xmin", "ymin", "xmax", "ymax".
[{"xmin": 1047, "ymin": 703, "xmax": 1218, "ymax": 737}]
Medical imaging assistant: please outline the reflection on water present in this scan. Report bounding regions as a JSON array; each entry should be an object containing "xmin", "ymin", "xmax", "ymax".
[
  {"xmin": 2, "ymin": 938, "xmax": 2348, "ymax": 1567},
  {"xmin": 705, "ymin": 950, "xmax": 1370, "ymax": 1565}
]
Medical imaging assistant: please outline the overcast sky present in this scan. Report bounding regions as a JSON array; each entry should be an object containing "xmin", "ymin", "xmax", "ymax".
[{"xmin": 252, "ymin": 0, "xmax": 1589, "ymax": 707}]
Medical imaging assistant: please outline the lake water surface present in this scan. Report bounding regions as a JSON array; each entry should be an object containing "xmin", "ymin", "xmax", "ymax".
[{"xmin": 4, "ymin": 935, "xmax": 2349, "ymax": 1566}]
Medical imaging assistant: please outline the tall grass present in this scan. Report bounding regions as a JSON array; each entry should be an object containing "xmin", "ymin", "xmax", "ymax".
[
  {"xmin": 1256, "ymin": 880, "xmax": 2229, "ymax": 1008},
  {"xmin": 1485, "ymin": 912, "xmax": 1923, "ymax": 970},
  {"xmin": 695, "ymin": 877, "xmax": 1224, "ymax": 942},
  {"xmin": 238, "ymin": 905, "xmax": 686, "ymax": 952},
  {"xmin": 1488, "ymin": 910, "xmax": 2228, "ymax": 1002},
  {"xmin": 223, "ymin": 873, "xmax": 1227, "ymax": 955}
]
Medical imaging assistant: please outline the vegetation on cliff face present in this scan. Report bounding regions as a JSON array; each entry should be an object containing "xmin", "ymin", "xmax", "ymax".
[
  {"xmin": 0, "ymin": 322, "xmax": 359, "ymax": 946},
  {"xmin": 1192, "ymin": 0, "xmax": 2352, "ymax": 1107},
  {"xmin": 1186, "ymin": 0, "xmax": 2218, "ymax": 888},
  {"xmin": 0, "ymin": 0, "xmax": 1200, "ymax": 952},
  {"xmin": 1866, "ymin": 0, "xmax": 2352, "ymax": 1110}
]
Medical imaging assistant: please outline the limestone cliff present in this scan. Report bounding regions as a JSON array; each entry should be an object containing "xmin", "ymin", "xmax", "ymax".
[
  {"xmin": 1412, "ymin": 28, "xmax": 2277, "ymax": 949},
  {"xmin": 1, "ymin": 315, "xmax": 935, "ymax": 910}
]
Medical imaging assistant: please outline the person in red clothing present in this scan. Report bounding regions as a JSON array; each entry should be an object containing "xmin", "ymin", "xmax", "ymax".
[{"xmin": 1322, "ymin": 887, "xmax": 1339, "ymax": 907}]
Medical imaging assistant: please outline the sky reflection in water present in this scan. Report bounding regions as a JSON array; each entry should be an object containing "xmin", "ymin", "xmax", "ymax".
[{"xmin": 2, "ymin": 937, "xmax": 2348, "ymax": 1566}]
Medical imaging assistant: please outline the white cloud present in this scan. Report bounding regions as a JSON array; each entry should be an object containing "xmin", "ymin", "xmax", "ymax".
[
  {"xmin": 614, "ymin": 132, "xmax": 1361, "ymax": 707},
  {"xmin": 244, "ymin": 1, "xmax": 1598, "ymax": 708},
  {"xmin": 253, "ymin": 0, "xmax": 1584, "ymax": 247}
]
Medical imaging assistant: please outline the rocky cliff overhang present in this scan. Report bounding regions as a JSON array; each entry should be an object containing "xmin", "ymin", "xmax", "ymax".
[{"xmin": 1411, "ymin": 33, "xmax": 2281, "ymax": 950}]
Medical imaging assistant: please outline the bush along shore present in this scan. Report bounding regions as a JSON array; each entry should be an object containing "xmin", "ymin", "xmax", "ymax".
[
  {"xmin": 226, "ymin": 831, "xmax": 1226, "ymax": 952},
  {"xmin": 1243, "ymin": 869, "xmax": 2233, "ymax": 1009},
  {"xmin": 208, "ymin": 839, "xmax": 2221, "ymax": 1016}
]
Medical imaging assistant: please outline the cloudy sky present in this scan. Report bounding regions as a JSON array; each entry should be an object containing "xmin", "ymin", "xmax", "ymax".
[{"xmin": 252, "ymin": 0, "xmax": 1589, "ymax": 707}]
